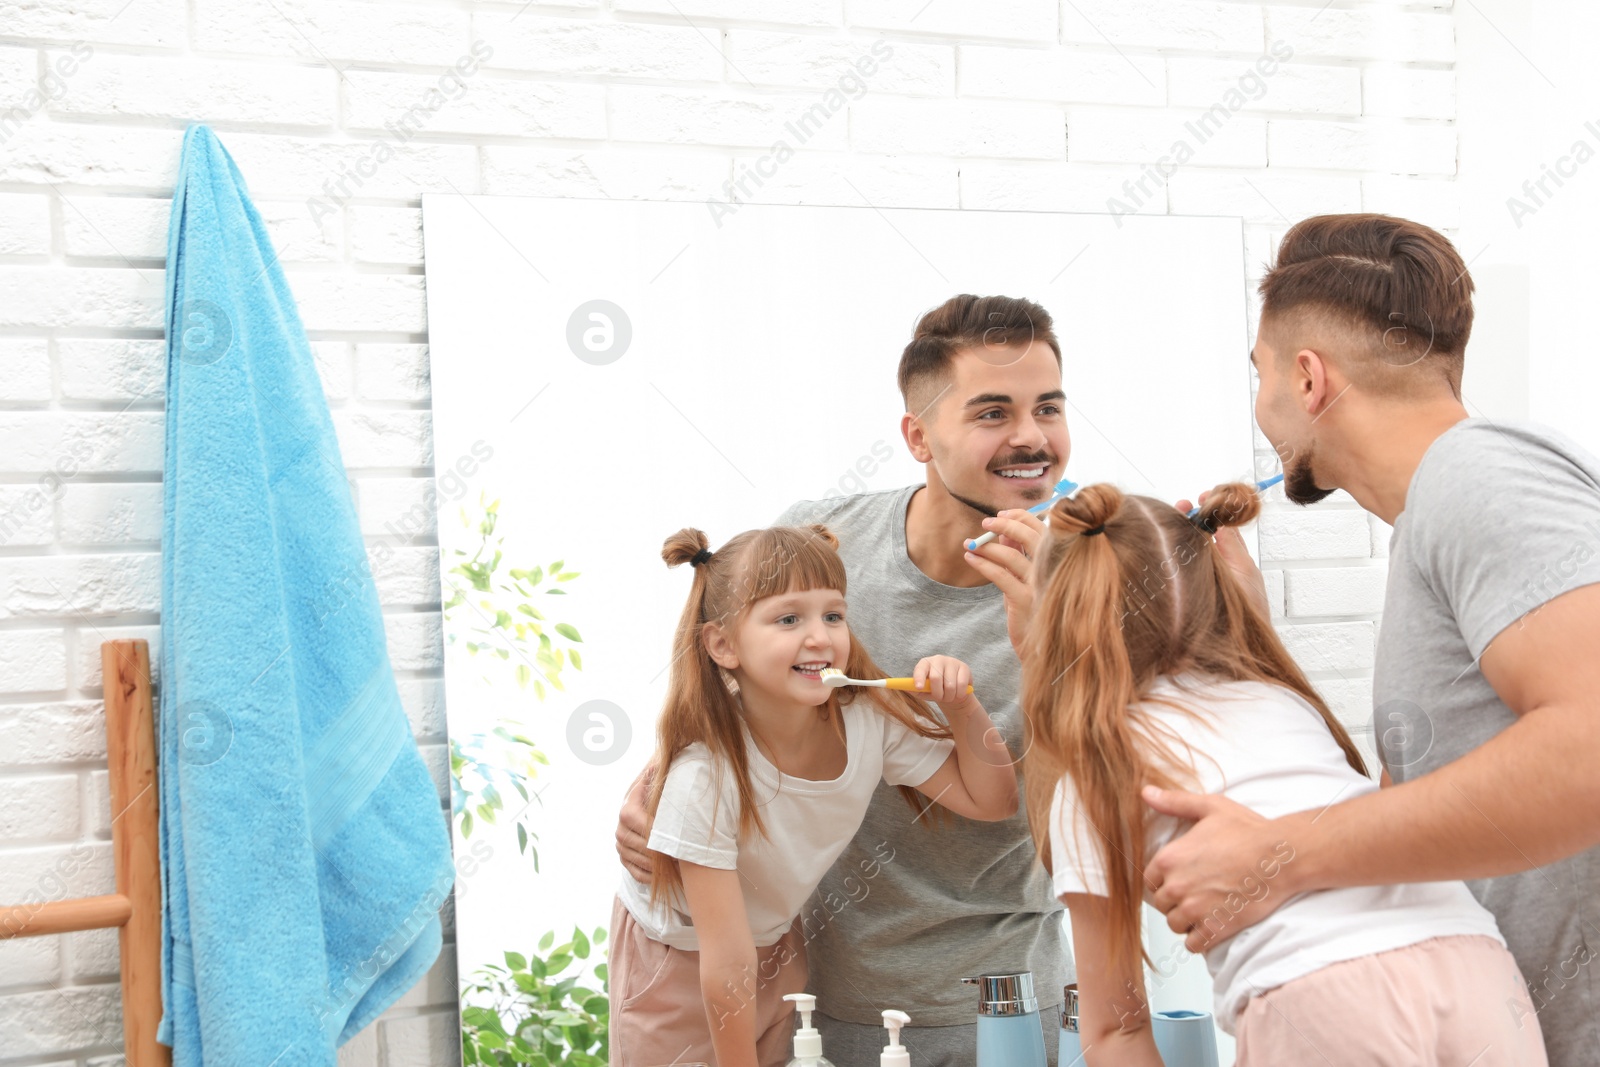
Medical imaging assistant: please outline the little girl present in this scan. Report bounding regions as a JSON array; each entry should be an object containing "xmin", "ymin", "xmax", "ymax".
[
  {"xmin": 1019, "ymin": 482, "xmax": 1549, "ymax": 1066},
  {"xmin": 609, "ymin": 521, "xmax": 1018, "ymax": 1067}
]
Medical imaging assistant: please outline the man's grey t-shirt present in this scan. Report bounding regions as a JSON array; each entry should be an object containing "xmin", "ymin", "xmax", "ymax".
[
  {"xmin": 774, "ymin": 484, "xmax": 1069, "ymax": 1027},
  {"xmin": 1372, "ymin": 417, "xmax": 1600, "ymax": 1067}
]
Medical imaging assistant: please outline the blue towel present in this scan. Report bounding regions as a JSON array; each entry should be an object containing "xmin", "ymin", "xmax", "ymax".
[{"xmin": 157, "ymin": 124, "xmax": 455, "ymax": 1066}]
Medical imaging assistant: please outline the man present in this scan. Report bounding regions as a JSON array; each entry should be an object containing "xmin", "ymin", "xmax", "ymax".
[
  {"xmin": 1140, "ymin": 214, "xmax": 1600, "ymax": 1065},
  {"xmin": 615, "ymin": 294, "xmax": 1075, "ymax": 1065}
]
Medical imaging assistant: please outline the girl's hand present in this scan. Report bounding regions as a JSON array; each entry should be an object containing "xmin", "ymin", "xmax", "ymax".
[
  {"xmin": 912, "ymin": 655, "xmax": 978, "ymax": 712},
  {"xmin": 908, "ymin": 658, "xmax": 1018, "ymax": 821}
]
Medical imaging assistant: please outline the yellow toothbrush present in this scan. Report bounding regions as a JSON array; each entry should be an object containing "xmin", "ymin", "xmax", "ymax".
[{"xmin": 818, "ymin": 667, "xmax": 972, "ymax": 694}]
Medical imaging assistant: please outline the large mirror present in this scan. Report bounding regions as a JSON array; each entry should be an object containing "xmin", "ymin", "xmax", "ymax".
[{"xmin": 421, "ymin": 195, "xmax": 1257, "ymax": 1063}]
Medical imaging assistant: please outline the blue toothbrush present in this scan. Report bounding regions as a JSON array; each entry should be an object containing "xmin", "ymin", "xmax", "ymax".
[
  {"xmin": 1186, "ymin": 473, "xmax": 1284, "ymax": 519},
  {"xmin": 964, "ymin": 477, "xmax": 1078, "ymax": 552}
]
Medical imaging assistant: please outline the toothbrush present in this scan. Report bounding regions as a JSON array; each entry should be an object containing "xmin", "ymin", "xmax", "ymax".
[
  {"xmin": 964, "ymin": 477, "xmax": 1079, "ymax": 552},
  {"xmin": 1186, "ymin": 473, "xmax": 1284, "ymax": 519},
  {"xmin": 818, "ymin": 667, "xmax": 972, "ymax": 694}
]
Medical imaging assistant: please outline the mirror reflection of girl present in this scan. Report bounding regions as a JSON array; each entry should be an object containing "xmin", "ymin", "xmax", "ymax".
[
  {"xmin": 1020, "ymin": 483, "xmax": 1548, "ymax": 1066},
  {"xmin": 609, "ymin": 523, "xmax": 1019, "ymax": 1067}
]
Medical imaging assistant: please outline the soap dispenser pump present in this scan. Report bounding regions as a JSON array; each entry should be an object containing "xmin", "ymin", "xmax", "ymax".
[
  {"xmin": 961, "ymin": 972, "xmax": 1048, "ymax": 1067},
  {"xmin": 783, "ymin": 993, "xmax": 835, "ymax": 1067},
  {"xmin": 1059, "ymin": 984, "xmax": 1083, "ymax": 1066},
  {"xmin": 880, "ymin": 1009, "xmax": 911, "ymax": 1066}
]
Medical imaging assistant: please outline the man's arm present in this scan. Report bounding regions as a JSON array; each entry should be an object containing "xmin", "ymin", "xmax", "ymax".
[{"xmin": 1145, "ymin": 582, "xmax": 1600, "ymax": 952}]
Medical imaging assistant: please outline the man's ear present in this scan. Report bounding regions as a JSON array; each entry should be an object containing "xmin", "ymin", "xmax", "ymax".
[
  {"xmin": 1294, "ymin": 346, "xmax": 1337, "ymax": 416},
  {"xmin": 702, "ymin": 621, "xmax": 738, "ymax": 670},
  {"xmin": 902, "ymin": 410, "xmax": 933, "ymax": 465}
]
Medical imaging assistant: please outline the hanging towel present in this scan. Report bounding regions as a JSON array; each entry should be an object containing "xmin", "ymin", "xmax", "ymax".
[{"xmin": 157, "ymin": 123, "xmax": 455, "ymax": 1067}]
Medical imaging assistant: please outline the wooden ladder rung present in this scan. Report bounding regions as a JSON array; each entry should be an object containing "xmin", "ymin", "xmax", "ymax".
[{"xmin": 0, "ymin": 893, "xmax": 133, "ymax": 939}]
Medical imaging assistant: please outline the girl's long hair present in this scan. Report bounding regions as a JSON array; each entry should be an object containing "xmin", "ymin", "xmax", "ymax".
[
  {"xmin": 646, "ymin": 522, "xmax": 955, "ymax": 912},
  {"xmin": 1020, "ymin": 482, "xmax": 1367, "ymax": 976}
]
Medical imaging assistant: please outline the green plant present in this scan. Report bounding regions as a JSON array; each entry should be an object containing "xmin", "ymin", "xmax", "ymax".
[
  {"xmin": 451, "ymin": 723, "xmax": 548, "ymax": 866},
  {"xmin": 461, "ymin": 926, "xmax": 609, "ymax": 1066},
  {"xmin": 444, "ymin": 491, "xmax": 586, "ymax": 864},
  {"xmin": 443, "ymin": 492, "xmax": 584, "ymax": 700}
]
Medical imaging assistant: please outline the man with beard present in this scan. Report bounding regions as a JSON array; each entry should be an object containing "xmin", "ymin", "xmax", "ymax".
[{"xmin": 1138, "ymin": 214, "xmax": 1600, "ymax": 1066}]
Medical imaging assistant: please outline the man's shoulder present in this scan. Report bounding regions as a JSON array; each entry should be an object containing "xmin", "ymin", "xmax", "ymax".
[
  {"xmin": 1405, "ymin": 420, "xmax": 1592, "ymax": 532},
  {"xmin": 772, "ymin": 484, "xmax": 916, "ymax": 529},
  {"xmin": 1423, "ymin": 418, "xmax": 1600, "ymax": 490}
]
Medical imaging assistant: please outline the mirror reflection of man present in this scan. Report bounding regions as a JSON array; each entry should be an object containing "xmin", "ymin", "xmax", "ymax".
[{"xmin": 617, "ymin": 294, "xmax": 1152, "ymax": 1065}]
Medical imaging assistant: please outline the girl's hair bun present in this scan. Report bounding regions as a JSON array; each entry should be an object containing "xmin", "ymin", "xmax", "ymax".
[
  {"xmin": 662, "ymin": 527, "xmax": 712, "ymax": 569},
  {"xmin": 805, "ymin": 523, "xmax": 840, "ymax": 550},
  {"xmin": 1047, "ymin": 483, "xmax": 1122, "ymax": 535},
  {"xmin": 1192, "ymin": 482, "xmax": 1262, "ymax": 533}
]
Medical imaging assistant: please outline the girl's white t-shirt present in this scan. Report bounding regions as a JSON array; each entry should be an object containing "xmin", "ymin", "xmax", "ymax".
[
  {"xmin": 1048, "ymin": 673, "xmax": 1506, "ymax": 1035},
  {"xmin": 618, "ymin": 701, "xmax": 954, "ymax": 950}
]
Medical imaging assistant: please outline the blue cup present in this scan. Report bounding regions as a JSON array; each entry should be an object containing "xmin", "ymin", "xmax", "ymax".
[
  {"xmin": 1058, "ymin": 989, "xmax": 1218, "ymax": 1067},
  {"xmin": 1151, "ymin": 1009, "xmax": 1220, "ymax": 1067}
]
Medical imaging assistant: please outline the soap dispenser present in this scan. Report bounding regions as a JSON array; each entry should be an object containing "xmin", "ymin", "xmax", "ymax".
[
  {"xmin": 961, "ymin": 972, "xmax": 1048, "ymax": 1067},
  {"xmin": 880, "ymin": 1009, "xmax": 911, "ymax": 1066},
  {"xmin": 782, "ymin": 993, "xmax": 836, "ymax": 1067}
]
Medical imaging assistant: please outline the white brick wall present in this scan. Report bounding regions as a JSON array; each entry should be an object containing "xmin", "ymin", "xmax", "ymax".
[{"xmin": 0, "ymin": 1, "xmax": 1457, "ymax": 1062}]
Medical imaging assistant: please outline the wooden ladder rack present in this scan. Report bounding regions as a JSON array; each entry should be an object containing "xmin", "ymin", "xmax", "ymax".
[{"xmin": 0, "ymin": 639, "xmax": 169, "ymax": 1067}]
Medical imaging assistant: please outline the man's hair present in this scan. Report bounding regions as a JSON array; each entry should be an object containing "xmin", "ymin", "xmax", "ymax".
[
  {"xmin": 897, "ymin": 294, "xmax": 1062, "ymax": 414},
  {"xmin": 1258, "ymin": 214, "xmax": 1474, "ymax": 398}
]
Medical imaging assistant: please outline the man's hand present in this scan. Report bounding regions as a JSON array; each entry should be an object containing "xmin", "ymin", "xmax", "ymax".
[
  {"xmin": 1175, "ymin": 493, "xmax": 1270, "ymax": 619},
  {"xmin": 962, "ymin": 508, "xmax": 1047, "ymax": 656},
  {"xmin": 615, "ymin": 760, "xmax": 658, "ymax": 882},
  {"xmin": 1141, "ymin": 785, "xmax": 1302, "ymax": 954}
]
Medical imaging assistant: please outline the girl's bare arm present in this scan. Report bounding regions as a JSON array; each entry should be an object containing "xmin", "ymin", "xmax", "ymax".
[
  {"xmin": 1063, "ymin": 893, "xmax": 1166, "ymax": 1067},
  {"xmin": 679, "ymin": 860, "xmax": 761, "ymax": 1067},
  {"xmin": 910, "ymin": 655, "xmax": 1019, "ymax": 821}
]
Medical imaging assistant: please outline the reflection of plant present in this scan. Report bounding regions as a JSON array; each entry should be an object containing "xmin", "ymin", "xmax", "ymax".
[
  {"xmin": 460, "ymin": 927, "xmax": 609, "ymax": 1066},
  {"xmin": 452, "ymin": 722, "xmax": 547, "ymax": 866},
  {"xmin": 444, "ymin": 492, "xmax": 584, "ymax": 701}
]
